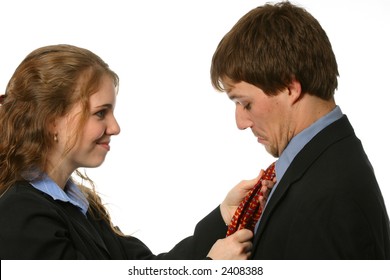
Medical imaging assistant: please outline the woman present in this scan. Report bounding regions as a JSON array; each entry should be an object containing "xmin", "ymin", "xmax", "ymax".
[{"xmin": 0, "ymin": 44, "xmax": 258, "ymax": 259}]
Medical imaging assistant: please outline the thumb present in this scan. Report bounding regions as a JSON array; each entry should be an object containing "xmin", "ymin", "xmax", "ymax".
[
  {"xmin": 239, "ymin": 171, "xmax": 263, "ymax": 193},
  {"xmin": 232, "ymin": 229, "xmax": 254, "ymax": 242}
]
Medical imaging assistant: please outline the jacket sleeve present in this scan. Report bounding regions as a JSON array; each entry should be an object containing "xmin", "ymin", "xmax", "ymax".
[{"xmin": 118, "ymin": 206, "xmax": 227, "ymax": 259}]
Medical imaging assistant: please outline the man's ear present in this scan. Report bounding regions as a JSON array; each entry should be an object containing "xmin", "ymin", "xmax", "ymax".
[{"xmin": 287, "ymin": 79, "xmax": 302, "ymax": 105}]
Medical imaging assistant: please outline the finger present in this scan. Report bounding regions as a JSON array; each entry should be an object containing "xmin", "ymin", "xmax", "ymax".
[
  {"xmin": 260, "ymin": 184, "xmax": 270, "ymax": 193},
  {"xmin": 239, "ymin": 180, "xmax": 257, "ymax": 192},
  {"xmin": 259, "ymin": 169, "xmax": 265, "ymax": 177},
  {"xmin": 238, "ymin": 177, "xmax": 262, "ymax": 193},
  {"xmin": 259, "ymin": 185, "xmax": 271, "ymax": 207},
  {"xmin": 245, "ymin": 171, "xmax": 263, "ymax": 188},
  {"xmin": 250, "ymin": 171, "xmax": 263, "ymax": 185},
  {"xmin": 259, "ymin": 197, "xmax": 266, "ymax": 209},
  {"xmin": 260, "ymin": 186, "xmax": 271, "ymax": 201},
  {"xmin": 230, "ymin": 239, "xmax": 252, "ymax": 260},
  {"xmin": 242, "ymin": 241, "xmax": 253, "ymax": 259},
  {"xmin": 240, "ymin": 170, "xmax": 264, "ymax": 190},
  {"xmin": 243, "ymin": 240, "xmax": 253, "ymax": 253},
  {"xmin": 262, "ymin": 179, "xmax": 274, "ymax": 189}
]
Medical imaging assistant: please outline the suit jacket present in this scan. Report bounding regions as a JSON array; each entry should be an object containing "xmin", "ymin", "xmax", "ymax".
[
  {"xmin": 0, "ymin": 182, "xmax": 227, "ymax": 259},
  {"xmin": 252, "ymin": 115, "xmax": 390, "ymax": 259}
]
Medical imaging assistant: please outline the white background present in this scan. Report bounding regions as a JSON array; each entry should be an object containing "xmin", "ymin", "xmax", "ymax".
[{"xmin": 1, "ymin": 0, "xmax": 389, "ymax": 255}]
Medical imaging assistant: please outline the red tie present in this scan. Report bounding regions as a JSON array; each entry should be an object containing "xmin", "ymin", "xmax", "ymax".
[{"xmin": 226, "ymin": 162, "xmax": 276, "ymax": 236}]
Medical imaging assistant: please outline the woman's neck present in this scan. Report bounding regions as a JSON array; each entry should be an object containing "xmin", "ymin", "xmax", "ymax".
[{"xmin": 45, "ymin": 163, "xmax": 73, "ymax": 189}]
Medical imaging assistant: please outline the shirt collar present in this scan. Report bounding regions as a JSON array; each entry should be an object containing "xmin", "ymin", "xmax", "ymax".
[
  {"xmin": 30, "ymin": 173, "xmax": 89, "ymax": 215},
  {"xmin": 257, "ymin": 106, "xmax": 344, "ymax": 226},
  {"xmin": 275, "ymin": 105, "xmax": 344, "ymax": 182}
]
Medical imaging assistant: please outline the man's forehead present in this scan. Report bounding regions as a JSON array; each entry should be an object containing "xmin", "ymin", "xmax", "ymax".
[
  {"xmin": 222, "ymin": 80, "xmax": 248, "ymax": 101},
  {"xmin": 219, "ymin": 77, "xmax": 237, "ymax": 94}
]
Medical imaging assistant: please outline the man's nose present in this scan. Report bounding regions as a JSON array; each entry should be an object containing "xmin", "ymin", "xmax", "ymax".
[{"xmin": 235, "ymin": 105, "xmax": 252, "ymax": 130}]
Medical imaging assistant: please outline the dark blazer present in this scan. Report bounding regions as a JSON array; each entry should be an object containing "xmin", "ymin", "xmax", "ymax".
[
  {"xmin": 0, "ymin": 182, "xmax": 227, "ymax": 259},
  {"xmin": 252, "ymin": 115, "xmax": 390, "ymax": 259}
]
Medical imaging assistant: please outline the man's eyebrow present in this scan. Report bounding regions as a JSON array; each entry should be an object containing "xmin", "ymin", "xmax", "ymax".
[
  {"xmin": 223, "ymin": 83, "xmax": 244, "ymax": 101},
  {"xmin": 227, "ymin": 94, "xmax": 237, "ymax": 101},
  {"xmin": 227, "ymin": 92, "xmax": 244, "ymax": 101}
]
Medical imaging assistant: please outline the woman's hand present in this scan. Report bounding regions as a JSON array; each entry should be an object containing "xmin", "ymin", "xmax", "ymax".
[
  {"xmin": 206, "ymin": 229, "xmax": 253, "ymax": 260},
  {"xmin": 259, "ymin": 174, "xmax": 276, "ymax": 209},
  {"xmin": 220, "ymin": 170, "xmax": 276, "ymax": 225}
]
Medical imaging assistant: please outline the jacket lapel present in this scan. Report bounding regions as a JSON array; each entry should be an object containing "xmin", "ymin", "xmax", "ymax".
[
  {"xmin": 251, "ymin": 116, "xmax": 355, "ymax": 254},
  {"xmin": 59, "ymin": 201, "xmax": 112, "ymax": 258}
]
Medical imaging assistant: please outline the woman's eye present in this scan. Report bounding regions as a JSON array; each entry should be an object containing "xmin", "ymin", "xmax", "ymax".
[{"xmin": 95, "ymin": 110, "xmax": 106, "ymax": 119}]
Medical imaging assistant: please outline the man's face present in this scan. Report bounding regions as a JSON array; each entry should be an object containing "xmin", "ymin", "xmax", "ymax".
[{"xmin": 224, "ymin": 80, "xmax": 292, "ymax": 157}]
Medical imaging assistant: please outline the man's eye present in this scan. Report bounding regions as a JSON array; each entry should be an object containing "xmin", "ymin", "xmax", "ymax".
[{"xmin": 244, "ymin": 103, "xmax": 251, "ymax": 110}]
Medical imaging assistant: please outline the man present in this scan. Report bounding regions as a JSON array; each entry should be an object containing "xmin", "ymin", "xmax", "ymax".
[{"xmin": 210, "ymin": 1, "xmax": 390, "ymax": 259}]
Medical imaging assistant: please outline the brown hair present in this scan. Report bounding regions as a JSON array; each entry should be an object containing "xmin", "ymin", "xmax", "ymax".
[
  {"xmin": 0, "ymin": 44, "xmax": 119, "ymax": 231},
  {"xmin": 210, "ymin": 1, "xmax": 339, "ymax": 100}
]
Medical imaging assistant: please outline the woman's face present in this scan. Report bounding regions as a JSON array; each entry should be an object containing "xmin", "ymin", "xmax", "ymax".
[{"xmin": 48, "ymin": 75, "xmax": 120, "ymax": 174}]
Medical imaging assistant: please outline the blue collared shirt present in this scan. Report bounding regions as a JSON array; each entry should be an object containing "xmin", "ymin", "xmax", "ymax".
[
  {"xmin": 255, "ymin": 105, "xmax": 343, "ymax": 231},
  {"xmin": 30, "ymin": 173, "xmax": 89, "ymax": 216}
]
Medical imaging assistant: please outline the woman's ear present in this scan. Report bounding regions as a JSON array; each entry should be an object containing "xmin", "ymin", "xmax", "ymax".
[
  {"xmin": 47, "ymin": 118, "xmax": 60, "ymax": 143},
  {"xmin": 47, "ymin": 117, "xmax": 58, "ymax": 135}
]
